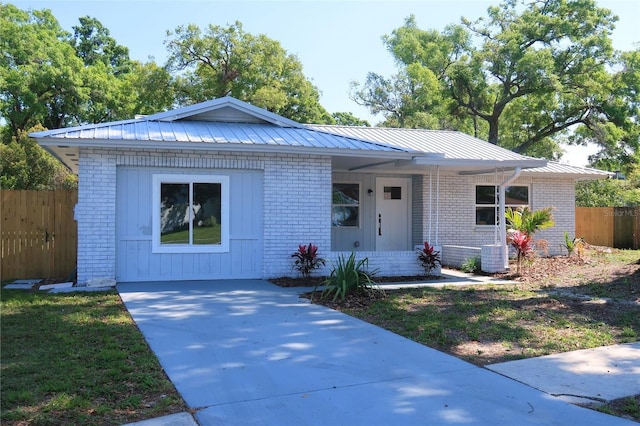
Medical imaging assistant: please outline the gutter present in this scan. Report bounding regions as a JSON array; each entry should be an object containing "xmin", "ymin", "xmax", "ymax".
[{"xmin": 499, "ymin": 166, "xmax": 522, "ymax": 270}]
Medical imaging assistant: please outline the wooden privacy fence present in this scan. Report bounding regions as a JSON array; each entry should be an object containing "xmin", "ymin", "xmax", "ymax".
[
  {"xmin": 575, "ymin": 207, "xmax": 640, "ymax": 249},
  {"xmin": 1, "ymin": 190, "xmax": 77, "ymax": 281}
]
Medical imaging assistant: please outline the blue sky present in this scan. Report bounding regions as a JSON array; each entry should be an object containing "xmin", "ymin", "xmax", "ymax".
[{"xmin": 12, "ymin": 0, "xmax": 640, "ymax": 165}]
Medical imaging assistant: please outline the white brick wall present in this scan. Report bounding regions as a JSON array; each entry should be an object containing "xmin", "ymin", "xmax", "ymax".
[
  {"xmin": 263, "ymin": 155, "xmax": 332, "ymax": 278},
  {"xmin": 76, "ymin": 147, "xmax": 577, "ymax": 283},
  {"xmin": 78, "ymin": 148, "xmax": 333, "ymax": 283},
  {"xmin": 77, "ymin": 150, "xmax": 117, "ymax": 285},
  {"xmin": 441, "ymin": 245, "xmax": 482, "ymax": 268}
]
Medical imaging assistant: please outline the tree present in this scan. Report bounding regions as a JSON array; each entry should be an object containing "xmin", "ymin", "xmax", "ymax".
[
  {"xmin": 0, "ymin": 126, "xmax": 77, "ymax": 190},
  {"xmin": 71, "ymin": 16, "xmax": 131, "ymax": 74},
  {"xmin": 354, "ymin": 1, "xmax": 628, "ymax": 161},
  {"xmin": 0, "ymin": 4, "xmax": 172, "ymax": 188},
  {"xmin": 331, "ymin": 112, "xmax": 370, "ymax": 127},
  {"xmin": 0, "ymin": 4, "xmax": 88, "ymax": 141},
  {"xmin": 165, "ymin": 21, "xmax": 332, "ymax": 123}
]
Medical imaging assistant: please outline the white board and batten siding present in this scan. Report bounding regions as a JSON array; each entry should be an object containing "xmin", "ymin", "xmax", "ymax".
[{"xmin": 116, "ymin": 167, "xmax": 263, "ymax": 281}]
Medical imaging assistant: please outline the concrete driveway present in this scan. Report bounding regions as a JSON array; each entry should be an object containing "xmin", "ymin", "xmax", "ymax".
[{"xmin": 118, "ymin": 280, "xmax": 634, "ymax": 425}]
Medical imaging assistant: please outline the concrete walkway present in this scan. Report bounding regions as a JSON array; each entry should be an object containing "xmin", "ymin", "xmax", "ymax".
[{"xmin": 118, "ymin": 279, "xmax": 637, "ymax": 425}]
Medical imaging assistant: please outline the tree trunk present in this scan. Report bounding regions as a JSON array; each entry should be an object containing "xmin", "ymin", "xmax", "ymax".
[{"xmin": 488, "ymin": 117, "xmax": 499, "ymax": 145}]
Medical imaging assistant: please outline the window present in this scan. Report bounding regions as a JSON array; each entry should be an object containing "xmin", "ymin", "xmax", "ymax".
[
  {"xmin": 152, "ymin": 174, "xmax": 229, "ymax": 253},
  {"xmin": 332, "ymin": 183, "xmax": 360, "ymax": 227},
  {"xmin": 475, "ymin": 185, "xmax": 529, "ymax": 225}
]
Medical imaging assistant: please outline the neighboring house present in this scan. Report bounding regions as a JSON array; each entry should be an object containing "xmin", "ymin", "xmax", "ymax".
[{"xmin": 30, "ymin": 97, "xmax": 610, "ymax": 285}]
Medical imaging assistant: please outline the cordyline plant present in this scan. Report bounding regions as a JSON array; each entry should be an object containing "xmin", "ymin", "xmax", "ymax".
[
  {"xmin": 418, "ymin": 242, "xmax": 441, "ymax": 277},
  {"xmin": 508, "ymin": 230, "xmax": 535, "ymax": 275},
  {"xmin": 291, "ymin": 243, "xmax": 325, "ymax": 278}
]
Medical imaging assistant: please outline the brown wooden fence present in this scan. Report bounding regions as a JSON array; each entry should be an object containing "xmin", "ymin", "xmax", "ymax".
[
  {"xmin": 575, "ymin": 207, "xmax": 640, "ymax": 249},
  {"xmin": 1, "ymin": 190, "xmax": 77, "ymax": 281}
]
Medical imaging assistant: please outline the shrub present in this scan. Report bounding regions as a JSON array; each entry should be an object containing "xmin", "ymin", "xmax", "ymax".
[
  {"xmin": 417, "ymin": 242, "xmax": 441, "ymax": 276},
  {"xmin": 563, "ymin": 231, "xmax": 585, "ymax": 258},
  {"xmin": 291, "ymin": 243, "xmax": 325, "ymax": 278},
  {"xmin": 315, "ymin": 252, "xmax": 378, "ymax": 301},
  {"xmin": 460, "ymin": 256, "xmax": 481, "ymax": 273},
  {"xmin": 508, "ymin": 230, "xmax": 535, "ymax": 275}
]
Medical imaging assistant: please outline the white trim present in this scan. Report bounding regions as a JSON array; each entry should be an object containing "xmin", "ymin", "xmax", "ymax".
[
  {"xmin": 331, "ymin": 182, "xmax": 361, "ymax": 228},
  {"xmin": 152, "ymin": 174, "xmax": 230, "ymax": 254},
  {"xmin": 474, "ymin": 183, "xmax": 530, "ymax": 227}
]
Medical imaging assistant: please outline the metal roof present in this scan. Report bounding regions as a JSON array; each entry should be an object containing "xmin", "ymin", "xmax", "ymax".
[
  {"xmin": 29, "ymin": 98, "xmax": 410, "ymax": 173},
  {"xmin": 29, "ymin": 97, "xmax": 608, "ymax": 179},
  {"xmin": 309, "ymin": 125, "xmax": 531, "ymax": 162},
  {"xmin": 33, "ymin": 120, "xmax": 405, "ymax": 152},
  {"xmin": 524, "ymin": 161, "xmax": 613, "ymax": 179}
]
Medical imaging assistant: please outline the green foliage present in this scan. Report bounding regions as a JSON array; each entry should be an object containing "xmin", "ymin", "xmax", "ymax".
[
  {"xmin": 563, "ymin": 232, "xmax": 585, "ymax": 258},
  {"xmin": 0, "ymin": 126, "xmax": 76, "ymax": 189},
  {"xmin": 505, "ymin": 206, "xmax": 554, "ymax": 237},
  {"xmin": 576, "ymin": 179, "xmax": 640, "ymax": 207},
  {"xmin": 331, "ymin": 112, "xmax": 370, "ymax": 127},
  {"xmin": 316, "ymin": 252, "xmax": 379, "ymax": 301},
  {"xmin": 460, "ymin": 257, "xmax": 481, "ymax": 273},
  {"xmin": 353, "ymin": 1, "xmax": 633, "ymax": 161},
  {"xmin": 165, "ymin": 21, "xmax": 332, "ymax": 124}
]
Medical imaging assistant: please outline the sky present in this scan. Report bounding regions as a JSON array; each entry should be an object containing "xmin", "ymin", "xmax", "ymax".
[{"xmin": 11, "ymin": 0, "xmax": 640, "ymax": 166}]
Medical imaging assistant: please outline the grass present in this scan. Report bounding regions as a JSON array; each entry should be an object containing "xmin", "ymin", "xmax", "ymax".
[
  {"xmin": 0, "ymin": 288, "xmax": 186, "ymax": 426},
  {"xmin": 345, "ymin": 284, "xmax": 639, "ymax": 364},
  {"xmin": 161, "ymin": 223, "xmax": 221, "ymax": 244}
]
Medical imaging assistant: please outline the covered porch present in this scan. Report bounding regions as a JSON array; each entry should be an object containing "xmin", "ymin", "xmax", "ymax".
[{"xmin": 326, "ymin": 148, "xmax": 547, "ymax": 275}]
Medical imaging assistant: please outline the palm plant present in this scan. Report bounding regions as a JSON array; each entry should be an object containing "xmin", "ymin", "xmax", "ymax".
[
  {"xmin": 506, "ymin": 206, "xmax": 554, "ymax": 275},
  {"xmin": 505, "ymin": 206, "xmax": 554, "ymax": 236}
]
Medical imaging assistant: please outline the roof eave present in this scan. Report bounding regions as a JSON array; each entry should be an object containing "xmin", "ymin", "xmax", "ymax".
[{"xmin": 35, "ymin": 138, "xmax": 412, "ymax": 160}]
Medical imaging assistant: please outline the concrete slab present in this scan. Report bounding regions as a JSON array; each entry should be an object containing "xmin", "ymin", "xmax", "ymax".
[
  {"xmin": 118, "ymin": 280, "xmax": 636, "ymax": 425},
  {"xmin": 4, "ymin": 279, "xmax": 41, "ymax": 289},
  {"xmin": 122, "ymin": 412, "xmax": 196, "ymax": 426},
  {"xmin": 39, "ymin": 282, "xmax": 74, "ymax": 291},
  {"xmin": 3, "ymin": 283, "xmax": 37, "ymax": 290},
  {"xmin": 487, "ymin": 342, "xmax": 640, "ymax": 404},
  {"xmin": 49, "ymin": 286, "xmax": 113, "ymax": 293}
]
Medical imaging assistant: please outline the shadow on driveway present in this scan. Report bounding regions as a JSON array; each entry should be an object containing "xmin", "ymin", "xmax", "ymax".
[{"xmin": 118, "ymin": 279, "xmax": 634, "ymax": 425}]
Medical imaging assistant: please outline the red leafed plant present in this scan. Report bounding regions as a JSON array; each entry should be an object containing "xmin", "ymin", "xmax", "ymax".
[
  {"xmin": 418, "ymin": 242, "xmax": 441, "ymax": 277},
  {"xmin": 508, "ymin": 230, "xmax": 534, "ymax": 275},
  {"xmin": 292, "ymin": 243, "xmax": 326, "ymax": 278}
]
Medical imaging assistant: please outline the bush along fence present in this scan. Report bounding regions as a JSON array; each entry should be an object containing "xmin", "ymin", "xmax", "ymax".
[{"xmin": 1, "ymin": 190, "xmax": 77, "ymax": 281}]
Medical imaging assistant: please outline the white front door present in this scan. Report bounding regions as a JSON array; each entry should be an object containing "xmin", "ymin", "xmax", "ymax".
[{"xmin": 376, "ymin": 177, "xmax": 411, "ymax": 251}]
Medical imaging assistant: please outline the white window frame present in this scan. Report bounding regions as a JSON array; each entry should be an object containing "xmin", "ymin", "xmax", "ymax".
[
  {"xmin": 475, "ymin": 184, "xmax": 530, "ymax": 227},
  {"xmin": 152, "ymin": 174, "xmax": 230, "ymax": 253},
  {"xmin": 332, "ymin": 182, "xmax": 361, "ymax": 228}
]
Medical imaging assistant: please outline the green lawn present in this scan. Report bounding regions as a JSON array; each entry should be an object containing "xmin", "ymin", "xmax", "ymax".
[
  {"xmin": 0, "ymin": 288, "xmax": 186, "ymax": 425},
  {"xmin": 161, "ymin": 223, "xmax": 221, "ymax": 245}
]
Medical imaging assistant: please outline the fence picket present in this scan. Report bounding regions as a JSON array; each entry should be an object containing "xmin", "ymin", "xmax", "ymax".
[{"xmin": 1, "ymin": 190, "xmax": 77, "ymax": 281}]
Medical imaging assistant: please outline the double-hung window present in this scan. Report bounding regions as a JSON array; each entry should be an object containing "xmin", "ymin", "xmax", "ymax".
[
  {"xmin": 475, "ymin": 185, "xmax": 529, "ymax": 225},
  {"xmin": 152, "ymin": 174, "xmax": 229, "ymax": 253},
  {"xmin": 332, "ymin": 183, "xmax": 360, "ymax": 227}
]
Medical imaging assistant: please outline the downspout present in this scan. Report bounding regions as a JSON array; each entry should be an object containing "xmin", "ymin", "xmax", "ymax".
[
  {"xmin": 435, "ymin": 166, "xmax": 440, "ymax": 246},
  {"xmin": 428, "ymin": 167, "xmax": 432, "ymax": 244},
  {"xmin": 499, "ymin": 167, "xmax": 522, "ymax": 270}
]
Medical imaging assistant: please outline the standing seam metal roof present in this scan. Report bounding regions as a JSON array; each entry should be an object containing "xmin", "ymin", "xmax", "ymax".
[
  {"xmin": 309, "ymin": 125, "xmax": 531, "ymax": 161},
  {"xmin": 32, "ymin": 120, "xmax": 407, "ymax": 153}
]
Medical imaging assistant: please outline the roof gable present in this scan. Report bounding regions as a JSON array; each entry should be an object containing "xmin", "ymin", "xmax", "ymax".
[{"xmin": 144, "ymin": 96, "xmax": 302, "ymax": 127}]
